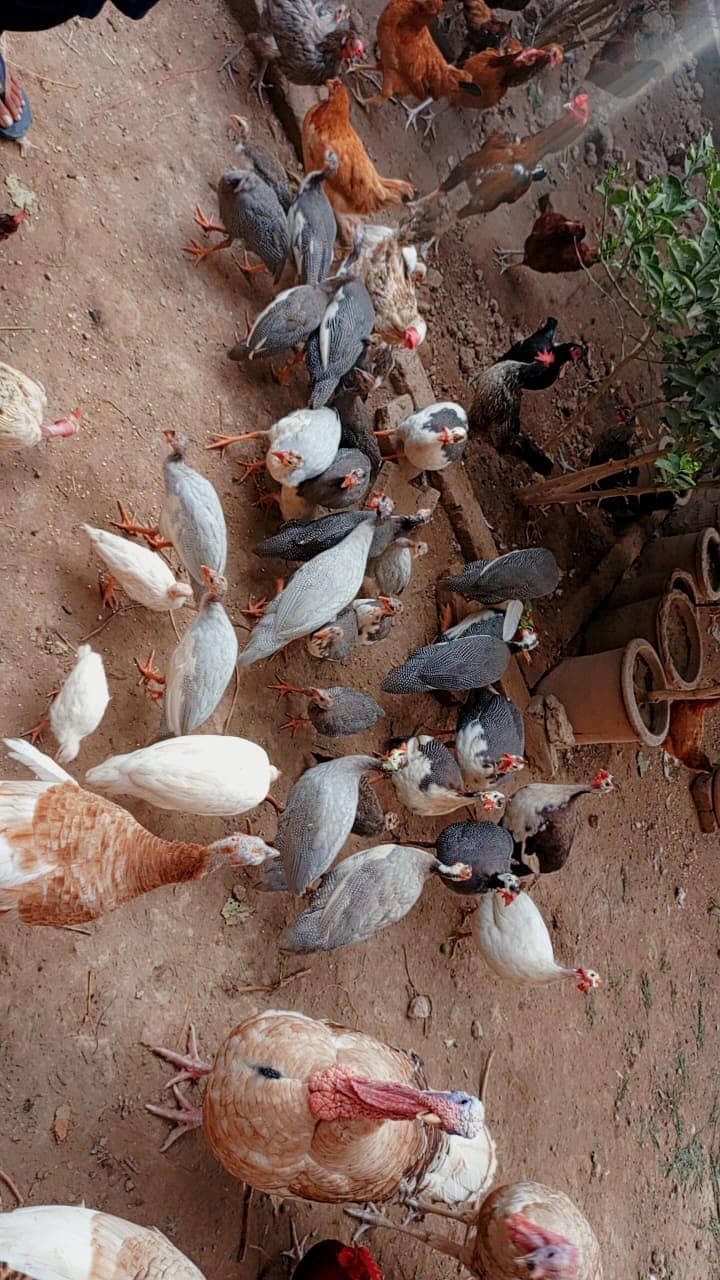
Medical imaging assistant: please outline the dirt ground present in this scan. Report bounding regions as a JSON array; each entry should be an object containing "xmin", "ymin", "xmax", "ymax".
[{"xmin": 2, "ymin": 2, "xmax": 720, "ymax": 1278}]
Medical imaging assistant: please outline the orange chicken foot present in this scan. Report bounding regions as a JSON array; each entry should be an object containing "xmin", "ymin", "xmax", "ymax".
[
  {"xmin": 151, "ymin": 1024, "xmax": 213, "ymax": 1088},
  {"xmin": 101, "ymin": 573, "xmax": 121, "ymax": 611},
  {"xmin": 273, "ymin": 349, "xmax": 305, "ymax": 385},
  {"xmin": 183, "ymin": 236, "xmax": 234, "ymax": 264},
  {"xmin": 280, "ymin": 715, "xmax": 312, "ymax": 735},
  {"xmin": 193, "ymin": 204, "xmax": 225, "ymax": 235},
  {"xmin": 146, "ymin": 1084, "xmax": 204, "ymax": 1151},
  {"xmin": 135, "ymin": 649, "xmax": 166, "ymax": 700}
]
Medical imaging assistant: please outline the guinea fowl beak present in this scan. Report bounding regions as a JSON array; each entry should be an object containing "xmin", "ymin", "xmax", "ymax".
[{"xmin": 340, "ymin": 470, "xmax": 361, "ymax": 489}]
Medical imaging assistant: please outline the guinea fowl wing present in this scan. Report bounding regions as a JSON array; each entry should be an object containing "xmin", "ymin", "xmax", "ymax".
[
  {"xmin": 255, "ymin": 511, "xmax": 368, "ymax": 560},
  {"xmin": 418, "ymin": 635, "xmax": 511, "ymax": 691}
]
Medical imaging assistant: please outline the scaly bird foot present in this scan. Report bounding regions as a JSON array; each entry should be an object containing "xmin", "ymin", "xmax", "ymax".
[
  {"xmin": 101, "ymin": 574, "xmax": 121, "ymax": 611},
  {"xmin": 135, "ymin": 649, "xmax": 166, "ymax": 699},
  {"xmin": 268, "ymin": 678, "xmax": 306, "ymax": 700},
  {"xmin": 111, "ymin": 501, "xmax": 158, "ymax": 539},
  {"xmin": 206, "ymin": 433, "xmax": 248, "ymax": 453},
  {"xmin": 242, "ymin": 593, "xmax": 269, "ymax": 620},
  {"xmin": 239, "ymin": 251, "xmax": 268, "ymax": 276},
  {"xmin": 21, "ymin": 715, "xmax": 51, "ymax": 745},
  {"xmin": 146, "ymin": 1084, "xmax": 204, "ymax": 1151},
  {"xmin": 151, "ymin": 1025, "xmax": 212, "ymax": 1088},
  {"xmin": 280, "ymin": 715, "xmax": 312, "ymax": 735},
  {"xmin": 194, "ymin": 204, "xmax": 225, "ymax": 234}
]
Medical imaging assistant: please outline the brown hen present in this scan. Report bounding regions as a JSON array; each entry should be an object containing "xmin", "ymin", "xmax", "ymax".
[
  {"xmin": 372, "ymin": 0, "xmax": 475, "ymax": 108},
  {"xmin": 499, "ymin": 210, "xmax": 600, "ymax": 273},
  {"xmin": 453, "ymin": 43, "xmax": 564, "ymax": 110}
]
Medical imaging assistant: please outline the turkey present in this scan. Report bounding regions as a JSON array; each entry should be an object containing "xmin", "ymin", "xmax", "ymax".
[
  {"xmin": 0, "ymin": 739, "xmax": 277, "ymax": 925},
  {"xmin": 146, "ymin": 1009, "xmax": 496, "ymax": 1216},
  {"xmin": 474, "ymin": 884, "xmax": 600, "ymax": 993},
  {"xmin": 503, "ymin": 771, "xmax": 615, "ymax": 871}
]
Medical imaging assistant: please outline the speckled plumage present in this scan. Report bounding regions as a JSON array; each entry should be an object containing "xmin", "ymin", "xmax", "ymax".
[
  {"xmin": 373, "ymin": 537, "xmax": 426, "ymax": 596},
  {"xmin": 306, "ymin": 686, "xmax": 385, "ymax": 736},
  {"xmin": 160, "ymin": 432, "xmax": 227, "ymax": 591},
  {"xmin": 382, "ymin": 634, "xmax": 510, "ymax": 694},
  {"xmin": 232, "ymin": 116, "xmax": 294, "ymax": 211},
  {"xmin": 163, "ymin": 578, "xmax": 238, "ymax": 737},
  {"xmin": 306, "ymin": 605, "xmax": 359, "ymax": 660},
  {"xmin": 391, "ymin": 402, "xmax": 468, "ymax": 472},
  {"xmin": 442, "ymin": 547, "xmax": 560, "ymax": 603},
  {"xmin": 305, "ymin": 279, "xmax": 375, "ymax": 408},
  {"xmin": 218, "ymin": 169, "xmax": 289, "ymax": 281},
  {"xmin": 255, "ymin": 510, "xmax": 370, "ymax": 561},
  {"xmin": 278, "ymin": 753, "xmax": 378, "ymax": 892},
  {"xmin": 288, "ymin": 158, "xmax": 339, "ymax": 283},
  {"xmin": 252, "ymin": 0, "xmax": 362, "ymax": 85},
  {"xmin": 230, "ymin": 279, "xmax": 342, "ymax": 362},
  {"xmin": 386, "ymin": 736, "xmax": 475, "ymax": 816},
  {"xmin": 353, "ymin": 772, "xmax": 387, "ymax": 835},
  {"xmin": 297, "ymin": 447, "xmax": 371, "ymax": 509},
  {"xmin": 456, "ymin": 689, "xmax": 525, "ymax": 788},
  {"xmin": 436, "ymin": 821, "xmax": 515, "ymax": 895}
]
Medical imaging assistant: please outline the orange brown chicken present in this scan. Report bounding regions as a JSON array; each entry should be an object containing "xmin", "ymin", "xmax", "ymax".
[
  {"xmin": 452, "ymin": 43, "xmax": 564, "ymax": 111},
  {"xmin": 497, "ymin": 210, "xmax": 600, "ymax": 274},
  {"xmin": 147, "ymin": 1009, "xmax": 496, "ymax": 1215},
  {"xmin": 302, "ymin": 80, "xmax": 414, "ymax": 215},
  {"xmin": 369, "ymin": 0, "xmax": 477, "ymax": 128}
]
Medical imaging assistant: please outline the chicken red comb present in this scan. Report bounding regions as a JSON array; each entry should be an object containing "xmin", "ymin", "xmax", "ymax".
[{"xmin": 337, "ymin": 1245, "xmax": 384, "ymax": 1280}]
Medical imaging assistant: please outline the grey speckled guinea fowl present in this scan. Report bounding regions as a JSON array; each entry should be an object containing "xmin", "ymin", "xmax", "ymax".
[
  {"xmin": 442, "ymin": 547, "xmax": 561, "ymax": 604},
  {"xmin": 305, "ymin": 279, "xmax": 375, "ymax": 408},
  {"xmin": 442, "ymin": 603, "xmax": 538, "ymax": 651},
  {"xmin": 383, "ymin": 735, "xmax": 481, "ymax": 816},
  {"xmin": 435, "ymin": 821, "xmax": 518, "ymax": 896},
  {"xmin": 288, "ymin": 150, "xmax": 339, "ymax": 284},
  {"xmin": 162, "ymin": 568, "xmax": 238, "ymax": 737},
  {"xmin": 218, "ymin": 169, "xmax": 289, "ymax": 281},
  {"xmin": 279, "ymin": 842, "xmax": 471, "ymax": 952},
  {"xmin": 352, "ymin": 772, "xmax": 390, "ymax": 836},
  {"xmin": 306, "ymin": 606, "xmax": 359, "ymax": 660},
  {"xmin": 373, "ymin": 537, "xmax": 428, "ymax": 596},
  {"xmin": 159, "ymin": 430, "xmax": 227, "ymax": 597},
  {"xmin": 277, "ymin": 753, "xmax": 379, "ymax": 893},
  {"xmin": 255, "ymin": 510, "xmax": 370, "ymax": 561},
  {"xmin": 381, "ymin": 633, "xmax": 510, "ymax": 694},
  {"xmin": 296, "ymin": 447, "xmax": 371, "ymax": 509},
  {"xmin": 368, "ymin": 506, "xmax": 433, "ymax": 559},
  {"xmin": 228, "ymin": 279, "xmax": 343, "ymax": 363},
  {"xmin": 279, "ymin": 684, "xmax": 385, "ymax": 737},
  {"xmin": 456, "ymin": 688, "xmax": 526, "ymax": 790}
]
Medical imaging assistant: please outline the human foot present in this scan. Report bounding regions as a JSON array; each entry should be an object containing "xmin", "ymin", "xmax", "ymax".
[{"xmin": 0, "ymin": 55, "xmax": 32, "ymax": 139}]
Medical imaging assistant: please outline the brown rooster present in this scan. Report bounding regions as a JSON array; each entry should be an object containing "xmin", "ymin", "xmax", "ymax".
[
  {"xmin": 302, "ymin": 80, "xmax": 414, "ymax": 215},
  {"xmin": 497, "ymin": 209, "xmax": 600, "ymax": 273},
  {"xmin": 147, "ymin": 1009, "xmax": 496, "ymax": 1215},
  {"xmin": 369, "ymin": 0, "xmax": 479, "ymax": 127},
  {"xmin": 0, "ymin": 210, "xmax": 27, "ymax": 241},
  {"xmin": 453, "ymin": 43, "xmax": 564, "ymax": 110}
]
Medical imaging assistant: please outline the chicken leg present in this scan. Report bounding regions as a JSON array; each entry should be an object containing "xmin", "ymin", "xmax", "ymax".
[{"xmin": 151, "ymin": 1025, "xmax": 213, "ymax": 1088}]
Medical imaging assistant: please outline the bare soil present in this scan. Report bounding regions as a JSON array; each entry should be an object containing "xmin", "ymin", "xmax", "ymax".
[{"xmin": 2, "ymin": 4, "xmax": 720, "ymax": 1279}]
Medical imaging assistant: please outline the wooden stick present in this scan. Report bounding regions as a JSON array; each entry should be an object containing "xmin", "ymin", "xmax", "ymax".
[
  {"xmin": 0, "ymin": 1169, "xmax": 24, "ymax": 1206},
  {"xmin": 644, "ymin": 686, "xmax": 720, "ymax": 705}
]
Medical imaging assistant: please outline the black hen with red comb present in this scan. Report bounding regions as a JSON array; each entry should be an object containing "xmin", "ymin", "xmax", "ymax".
[{"xmin": 292, "ymin": 1240, "xmax": 383, "ymax": 1280}]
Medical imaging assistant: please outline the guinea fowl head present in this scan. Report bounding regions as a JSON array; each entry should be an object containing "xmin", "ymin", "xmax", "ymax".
[
  {"xmin": 163, "ymin": 427, "xmax": 189, "ymax": 459},
  {"xmin": 505, "ymin": 1213, "xmax": 580, "ymax": 1278},
  {"xmin": 341, "ymin": 467, "xmax": 366, "ymax": 490},
  {"xmin": 381, "ymin": 743, "xmax": 408, "ymax": 772},
  {"xmin": 437, "ymin": 860, "xmax": 473, "ymax": 883},
  {"xmin": 574, "ymin": 967, "xmax": 601, "ymax": 994},
  {"xmin": 439, "ymin": 424, "xmax": 468, "ymax": 446},
  {"xmin": 480, "ymin": 790, "xmax": 506, "ymax": 814},
  {"xmin": 591, "ymin": 769, "xmax": 614, "ymax": 792},
  {"xmin": 308, "ymin": 1063, "xmax": 485, "ymax": 1137},
  {"xmin": 200, "ymin": 565, "xmax": 228, "ymax": 601},
  {"xmin": 492, "ymin": 871, "xmax": 521, "ymax": 904},
  {"xmin": 271, "ymin": 449, "xmax": 303, "ymax": 471},
  {"xmin": 498, "ymin": 752, "xmax": 526, "ymax": 775}
]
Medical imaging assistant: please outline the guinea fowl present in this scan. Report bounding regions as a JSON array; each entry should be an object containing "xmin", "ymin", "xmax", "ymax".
[
  {"xmin": 83, "ymin": 523, "xmax": 193, "ymax": 611},
  {"xmin": 248, "ymin": 0, "xmax": 364, "ymax": 91},
  {"xmin": 288, "ymin": 149, "xmax": 340, "ymax": 283},
  {"xmin": 349, "ymin": 1178, "xmax": 603, "ymax": 1279},
  {"xmin": 442, "ymin": 605, "xmax": 538, "ymax": 652},
  {"xmin": 503, "ymin": 771, "xmax": 615, "ymax": 871},
  {"xmin": 354, "ymin": 595, "xmax": 403, "ymax": 644},
  {"xmin": 86, "ymin": 735, "xmax": 279, "ymax": 817},
  {"xmin": 238, "ymin": 517, "xmax": 376, "ymax": 666},
  {"xmin": 379, "ymin": 401, "xmax": 468, "ymax": 472},
  {"xmin": 209, "ymin": 406, "xmax": 341, "ymax": 488},
  {"xmin": 442, "ymin": 548, "xmax": 560, "ymax": 615},
  {"xmin": 227, "ymin": 278, "xmax": 344, "ymax": 366},
  {"xmin": 160, "ymin": 567, "xmax": 238, "ymax": 737},
  {"xmin": 0, "ymin": 739, "xmax": 278, "ymax": 925},
  {"xmin": 382, "ymin": 632, "xmax": 510, "ymax": 694},
  {"xmin": 255, "ymin": 509, "xmax": 374, "ymax": 560},
  {"xmin": 305, "ymin": 277, "xmax": 376, "ymax": 408},
  {"xmin": 184, "ymin": 169, "xmax": 289, "ymax": 278},
  {"xmin": 271, "ymin": 680, "xmax": 385, "ymax": 737},
  {"xmin": 383, "ymin": 736, "xmax": 499, "ymax": 816},
  {"xmin": 296, "ymin": 447, "xmax": 372, "ymax": 509},
  {"xmin": 0, "ymin": 362, "xmax": 80, "ymax": 452},
  {"xmin": 456, "ymin": 688, "xmax": 525, "ymax": 789},
  {"xmin": 373, "ymin": 537, "xmax": 428, "ymax": 595},
  {"xmin": 353, "ymin": 772, "xmax": 393, "ymax": 836},
  {"xmin": 307, "ymin": 606, "xmax": 360, "ymax": 660},
  {"xmin": 147, "ymin": 1008, "xmax": 496, "ymax": 1214},
  {"xmin": 230, "ymin": 113, "xmax": 294, "ymax": 211},
  {"xmin": 0, "ymin": 1204, "xmax": 206, "ymax": 1280},
  {"xmin": 280, "ymin": 842, "xmax": 472, "ymax": 951},
  {"xmin": 160, "ymin": 430, "xmax": 228, "ymax": 596},
  {"xmin": 277, "ymin": 753, "xmax": 379, "ymax": 892},
  {"xmin": 435, "ymin": 821, "xmax": 517, "ymax": 894},
  {"xmin": 474, "ymin": 883, "xmax": 600, "ymax": 993},
  {"xmin": 48, "ymin": 643, "xmax": 110, "ymax": 763},
  {"xmin": 289, "ymin": 1240, "xmax": 383, "ymax": 1280}
]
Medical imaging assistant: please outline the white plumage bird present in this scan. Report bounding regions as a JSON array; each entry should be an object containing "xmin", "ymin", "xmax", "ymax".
[
  {"xmin": 85, "ymin": 735, "xmax": 279, "ymax": 816},
  {"xmin": 49, "ymin": 644, "xmax": 110, "ymax": 763},
  {"xmin": 0, "ymin": 1204, "xmax": 205, "ymax": 1280},
  {"xmin": 474, "ymin": 886, "xmax": 601, "ymax": 994},
  {"xmin": 83, "ymin": 524, "xmax": 193, "ymax": 611},
  {"xmin": 0, "ymin": 362, "xmax": 80, "ymax": 453},
  {"xmin": 213, "ymin": 407, "xmax": 342, "ymax": 487}
]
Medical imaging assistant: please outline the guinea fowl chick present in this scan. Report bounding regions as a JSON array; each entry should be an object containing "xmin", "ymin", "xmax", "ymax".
[
  {"xmin": 296, "ymin": 447, "xmax": 372, "ymax": 509},
  {"xmin": 0, "ymin": 1205, "xmax": 206, "ymax": 1279},
  {"xmin": 147, "ymin": 1008, "xmax": 496, "ymax": 1214},
  {"xmin": 278, "ymin": 753, "xmax": 379, "ymax": 892},
  {"xmin": 271, "ymin": 680, "xmax": 385, "ymax": 737},
  {"xmin": 456, "ymin": 688, "xmax": 525, "ymax": 789},
  {"xmin": 382, "ymin": 633, "xmax": 510, "ymax": 694},
  {"xmin": 160, "ymin": 430, "xmax": 227, "ymax": 595},
  {"xmin": 280, "ymin": 842, "xmax": 471, "ymax": 951},
  {"xmin": 353, "ymin": 772, "xmax": 395, "ymax": 836},
  {"xmin": 380, "ymin": 401, "xmax": 468, "ymax": 472},
  {"xmin": 305, "ymin": 277, "xmax": 376, "ymax": 408},
  {"xmin": 435, "ymin": 821, "xmax": 517, "ymax": 894},
  {"xmin": 1, "ymin": 739, "xmax": 278, "ymax": 925},
  {"xmin": 350, "ymin": 1178, "xmax": 602, "ymax": 1279},
  {"xmin": 289, "ymin": 149, "xmax": 340, "ymax": 283},
  {"xmin": 0, "ymin": 362, "xmax": 80, "ymax": 452},
  {"xmin": 83, "ymin": 523, "xmax": 193, "ymax": 612},
  {"xmin": 503, "ymin": 770, "xmax": 615, "ymax": 871},
  {"xmin": 354, "ymin": 595, "xmax": 403, "ymax": 644},
  {"xmin": 290, "ymin": 1240, "xmax": 383, "ymax": 1280},
  {"xmin": 248, "ymin": 0, "xmax": 364, "ymax": 90},
  {"xmin": 383, "ymin": 736, "xmax": 500, "ymax": 816},
  {"xmin": 374, "ymin": 537, "xmax": 428, "ymax": 595},
  {"xmin": 49, "ymin": 644, "xmax": 110, "ymax": 764},
  {"xmin": 239, "ymin": 518, "xmax": 376, "ymax": 666},
  {"xmin": 185, "ymin": 169, "xmax": 289, "ymax": 279},
  {"xmin": 210, "ymin": 406, "xmax": 341, "ymax": 488},
  {"xmin": 474, "ymin": 883, "xmax": 600, "ymax": 993},
  {"xmin": 161, "ymin": 568, "xmax": 238, "ymax": 737},
  {"xmin": 230, "ymin": 113, "xmax": 293, "ymax": 211},
  {"xmin": 442, "ymin": 547, "xmax": 560, "ymax": 611},
  {"xmin": 228, "ymin": 278, "xmax": 344, "ymax": 366},
  {"xmin": 86, "ymin": 735, "xmax": 279, "ymax": 817},
  {"xmin": 302, "ymin": 79, "xmax": 415, "ymax": 216},
  {"xmin": 307, "ymin": 606, "xmax": 360, "ymax": 660},
  {"xmin": 498, "ymin": 210, "xmax": 600, "ymax": 274}
]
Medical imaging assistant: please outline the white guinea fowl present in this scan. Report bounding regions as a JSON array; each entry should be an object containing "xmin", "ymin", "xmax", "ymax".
[
  {"xmin": 0, "ymin": 1204, "xmax": 205, "ymax": 1280},
  {"xmin": 0, "ymin": 362, "xmax": 81, "ymax": 453},
  {"xmin": 162, "ymin": 568, "xmax": 239, "ymax": 736},
  {"xmin": 49, "ymin": 644, "xmax": 110, "ymax": 763},
  {"xmin": 85, "ymin": 735, "xmax": 278, "ymax": 816},
  {"xmin": 383, "ymin": 736, "xmax": 505, "ymax": 818},
  {"xmin": 474, "ymin": 886, "xmax": 601, "ymax": 994},
  {"xmin": 213, "ymin": 407, "xmax": 342, "ymax": 488},
  {"xmin": 83, "ymin": 523, "xmax": 193, "ymax": 611},
  {"xmin": 384, "ymin": 402, "xmax": 468, "ymax": 473}
]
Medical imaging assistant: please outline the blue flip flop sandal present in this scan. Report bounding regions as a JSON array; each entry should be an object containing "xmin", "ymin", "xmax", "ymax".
[{"xmin": 0, "ymin": 53, "xmax": 32, "ymax": 140}]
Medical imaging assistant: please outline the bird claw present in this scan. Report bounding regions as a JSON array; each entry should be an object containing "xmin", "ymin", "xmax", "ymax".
[
  {"xmin": 238, "ymin": 251, "xmax": 268, "ymax": 276},
  {"xmin": 238, "ymin": 459, "xmax": 266, "ymax": 485},
  {"xmin": 146, "ymin": 1084, "xmax": 204, "ymax": 1151},
  {"xmin": 280, "ymin": 715, "xmax": 311, "ymax": 735},
  {"xmin": 101, "ymin": 574, "xmax": 121, "ymax": 611},
  {"xmin": 494, "ymin": 247, "xmax": 522, "ymax": 274},
  {"xmin": 193, "ymin": 204, "xmax": 224, "ymax": 234},
  {"xmin": 135, "ymin": 649, "xmax": 166, "ymax": 698},
  {"xmin": 206, "ymin": 433, "xmax": 247, "ymax": 454},
  {"xmin": 243, "ymin": 593, "xmax": 269, "ymax": 620},
  {"xmin": 268, "ymin": 678, "xmax": 303, "ymax": 700},
  {"xmin": 400, "ymin": 99, "xmax": 436, "ymax": 137},
  {"xmin": 253, "ymin": 491, "xmax": 279, "ymax": 509},
  {"xmin": 111, "ymin": 501, "xmax": 157, "ymax": 539},
  {"xmin": 182, "ymin": 238, "xmax": 213, "ymax": 264},
  {"xmin": 150, "ymin": 1025, "xmax": 212, "ymax": 1089},
  {"xmin": 21, "ymin": 715, "xmax": 51, "ymax": 746}
]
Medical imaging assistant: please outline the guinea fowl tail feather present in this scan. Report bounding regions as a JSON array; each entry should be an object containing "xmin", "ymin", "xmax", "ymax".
[{"xmin": 3, "ymin": 738, "xmax": 77, "ymax": 785}]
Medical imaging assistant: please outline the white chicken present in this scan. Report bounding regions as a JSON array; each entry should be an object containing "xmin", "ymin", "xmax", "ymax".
[
  {"xmin": 0, "ymin": 1204, "xmax": 205, "ymax": 1279},
  {"xmin": 0, "ymin": 362, "xmax": 81, "ymax": 453},
  {"xmin": 474, "ymin": 886, "xmax": 601, "ymax": 995},
  {"xmin": 49, "ymin": 644, "xmax": 110, "ymax": 763},
  {"xmin": 85, "ymin": 735, "xmax": 279, "ymax": 816},
  {"xmin": 83, "ymin": 523, "xmax": 193, "ymax": 611},
  {"xmin": 209, "ymin": 407, "xmax": 341, "ymax": 487}
]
